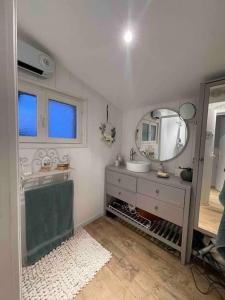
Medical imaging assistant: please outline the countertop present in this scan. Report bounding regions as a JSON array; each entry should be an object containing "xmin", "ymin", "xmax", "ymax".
[{"xmin": 106, "ymin": 165, "xmax": 192, "ymax": 190}]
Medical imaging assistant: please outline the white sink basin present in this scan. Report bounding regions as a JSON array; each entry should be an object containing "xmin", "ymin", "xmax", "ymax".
[{"xmin": 126, "ymin": 160, "xmax": 151, "ymax": 173}]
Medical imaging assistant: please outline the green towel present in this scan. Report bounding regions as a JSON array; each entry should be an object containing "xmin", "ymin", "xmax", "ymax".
[
  {"xmin": 216, "ymin": 182, "xmax": 225, "ymax": 260},
  {"xmin": 25, "ymin": 180, "xmax": 74, "ymax": 265}
]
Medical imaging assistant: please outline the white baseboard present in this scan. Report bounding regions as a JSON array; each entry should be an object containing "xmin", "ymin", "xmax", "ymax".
[{"xmin": 75, "ymin": 213, "xmax": 103, "ymax": 229}]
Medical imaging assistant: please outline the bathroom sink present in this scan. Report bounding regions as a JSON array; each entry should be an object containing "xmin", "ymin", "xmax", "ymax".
[{"xmin": 126, "ymin": 161, "xmax": 151, "ymax": 173}]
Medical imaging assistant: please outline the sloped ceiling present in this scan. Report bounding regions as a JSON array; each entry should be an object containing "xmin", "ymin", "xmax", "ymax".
[{"xmin": 18, "ymin": 0, "xmax": 225, "ymax": 110}]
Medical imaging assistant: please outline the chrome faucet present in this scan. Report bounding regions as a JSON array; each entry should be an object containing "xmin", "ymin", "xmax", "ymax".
[{"xmin": 130, "ymin": 147, "xmax": 136, "ymax": 161}]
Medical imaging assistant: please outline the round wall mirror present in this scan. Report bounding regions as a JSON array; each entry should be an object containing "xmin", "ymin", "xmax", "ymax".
[
  {"xmin": 135, "ymin": 108, "xmax": 189, "ymax": 162},
  {"xmin": 179, "ymin": 102, "xmax": 196, "ymax": 120}
]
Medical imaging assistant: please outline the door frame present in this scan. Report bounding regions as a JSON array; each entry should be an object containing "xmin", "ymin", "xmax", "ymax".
[
  {"xmin": 192, "ymin": 77, "xmax": 225, "ymax": 237},
  {"xmin": 0, "ymin": 0, "xmax": 21, "ymax": 299}
]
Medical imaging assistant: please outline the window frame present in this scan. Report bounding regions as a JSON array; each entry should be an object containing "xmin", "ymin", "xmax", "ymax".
[
  {"xmin": 18, "ymin": 80, "xmax": 85, "ymax": 145},
  {"xmin": 18, "ymin": 81, "xmax": 45, "ymax": 143},
  {"xmin": 45, "ymin": 90, "xmax": 82, "ymax": 144}
]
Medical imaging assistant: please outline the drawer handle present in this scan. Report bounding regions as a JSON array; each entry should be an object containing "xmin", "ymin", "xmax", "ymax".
[
  {"xmin": 155, "ymin": 189, "xmax": 159, "ymax": 194},
  {"xmin": 154, "ymin": 205, "xmax": 159, "ymax": 211},
  {"xmin": 118, "ymin": 178, "xmax": 121, "ymax": 183},
  {"xmin": 118, "ymin": 192, "xmax": 122, "ymax": 195}
]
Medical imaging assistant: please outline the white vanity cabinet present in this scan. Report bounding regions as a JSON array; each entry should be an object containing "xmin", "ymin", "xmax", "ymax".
[{"xmin": 105, "ymin": 166, "xmax": 192, "ymax": 264}]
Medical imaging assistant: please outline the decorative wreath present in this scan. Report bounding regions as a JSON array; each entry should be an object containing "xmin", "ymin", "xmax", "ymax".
[
  {"xmin": 99, "ymin": 123, "xmax": 116, "ymax": 145},
  {"xmin": 99, "ymin": 105, "xmax": 116, "ymax": 146}
]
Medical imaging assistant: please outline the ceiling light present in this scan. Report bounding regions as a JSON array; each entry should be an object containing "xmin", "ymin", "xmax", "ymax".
[{"xmin": 123, "ymin": 30, "xmax": 133, "ymax": 44}]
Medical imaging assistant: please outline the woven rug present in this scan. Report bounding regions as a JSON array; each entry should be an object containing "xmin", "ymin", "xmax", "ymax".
[{"xmin": 22, "ymin": 228, "xmax": 112, "ymax": 300}]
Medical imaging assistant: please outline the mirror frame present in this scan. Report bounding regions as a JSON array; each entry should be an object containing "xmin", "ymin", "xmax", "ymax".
[
  {"xmin": 135, "ymin": 107, "xmax": 190, "ymax": 162},
  {"xmin": 192, "ymin": 77, "xmax": 225, "ymax": 237}
]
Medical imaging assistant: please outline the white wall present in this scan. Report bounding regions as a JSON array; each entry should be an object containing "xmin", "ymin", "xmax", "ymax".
[
  {"xmin": 212, "ymin": 116, "xmax": 220, "ymax": 188},
  {"xmin": 18, "ymin": 61, "xmax": 122, "ymax": 228},
  {"xmin": 216, "ymin": 116, "xmax": 225, "ymax": 191},
  {"xmin": 200, "ymin": 106, "xmax": 217, "ymax": 205},
  {"xmin": 121, "ymin": 99, "xmax": 197, "ymax": 173}
]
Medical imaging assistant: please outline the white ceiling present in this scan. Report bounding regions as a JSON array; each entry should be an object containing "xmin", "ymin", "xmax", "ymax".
[{"xmin": 18, "ymin": 0, "xmax": 225, "ymax": 110}]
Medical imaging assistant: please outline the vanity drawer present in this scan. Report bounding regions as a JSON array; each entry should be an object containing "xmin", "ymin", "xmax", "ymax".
[
  {"xmin": 106, "ymin": 184, "xmax": 136, "ymax": 206},
  {"xmin": 106, "ymin": 170, "xmax": 136, "ymax": 192},
  {"xmin": 136, "ymin": 194, "xmax": 183, "ymax": 226},
  {"xmin": 137, "ymin": 178, "xmax": 185, "ymax": 208}
]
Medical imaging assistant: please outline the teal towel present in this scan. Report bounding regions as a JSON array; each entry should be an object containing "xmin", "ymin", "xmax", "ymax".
[
  {"xmin": 216, "ymin": 182, "xmax": 225, "ymax": 260},
  {"xmin": 25, "ymin": 180, "xmax": 74, "ymax": 265}
]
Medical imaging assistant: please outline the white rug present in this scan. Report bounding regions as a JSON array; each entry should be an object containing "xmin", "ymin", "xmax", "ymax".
[{"xmin": 22, "ymin": 228, "xmax": 112, "ymax": 300}]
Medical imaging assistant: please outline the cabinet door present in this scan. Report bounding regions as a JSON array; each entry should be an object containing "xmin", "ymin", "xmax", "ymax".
[
  {"xmin": 137, "ymin": 178, "xmax": 185, "ymax": 208},
  {"xmin": 106, "ymin": 184, "xmax": 136, "ymax": 206},
  {"xmin": 136, "ymin": 194, "xmax": 183, "ymax": 226},
  {"xmin": 106, "ymin": 170, "xmax": 137, "ymax": 192}
]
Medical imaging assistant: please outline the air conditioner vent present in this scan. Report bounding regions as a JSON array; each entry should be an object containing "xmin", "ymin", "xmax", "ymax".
[{"xmin": 18, "ymin": 60, "xmax": 44, "ymax": 75}]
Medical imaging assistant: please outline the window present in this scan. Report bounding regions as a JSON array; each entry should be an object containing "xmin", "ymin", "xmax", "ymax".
[
  {"xmin": 142, "ymin": 123, "xmax": 149, "ymax": 141},
  {"xmin": 18, "ymin": 92, "xmax": 37, "ymax": 137},
  {"xmin": 150, "ymin": 124, "xmax": 157, "ymax": 141},
  {"xmin": 18, "ymin": 80, "xmax": 85, "ymax": 144},
  {"xmin": 48, "ymin": 99, "xmax": 77, "ymax": 139},
  {"xmin": 141, "ymin": 121, "xmax": 158, "ymax": 143}
]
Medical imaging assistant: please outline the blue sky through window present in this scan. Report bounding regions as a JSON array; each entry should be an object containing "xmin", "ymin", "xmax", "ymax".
[
  {"xmin": 48, "ymin": 99, "xmax": 77, "ymax": 139},
  {"xmin": 18, "ymin": 91, "xmax": 37, "ymax": 136}
]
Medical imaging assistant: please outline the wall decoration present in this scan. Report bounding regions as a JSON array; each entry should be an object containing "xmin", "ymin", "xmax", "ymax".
[
  {"xmin": 99, "ymin": 105, "xmax": 116, "ymax": 146},
  {"xmin": 20, "ymin": 148, "xmax": 70, "ymax": 175}
]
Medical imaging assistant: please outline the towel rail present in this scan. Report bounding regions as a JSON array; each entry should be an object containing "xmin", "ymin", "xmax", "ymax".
[{"xmin": 21, "ymin": 169, "xmax": 72, "ymax": 193}]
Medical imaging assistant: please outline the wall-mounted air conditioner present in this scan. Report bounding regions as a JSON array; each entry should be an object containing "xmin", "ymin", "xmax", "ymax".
[{"xmin": 17, "ymin": 40, "xmax": 55, "ymax": 78}]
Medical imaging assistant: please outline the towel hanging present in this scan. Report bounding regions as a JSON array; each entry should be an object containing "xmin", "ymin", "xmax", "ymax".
[{"xmin": 25, "ymin": 180, "xmax": 74, "ymax": 265}]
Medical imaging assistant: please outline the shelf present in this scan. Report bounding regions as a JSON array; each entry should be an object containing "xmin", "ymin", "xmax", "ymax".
[
  {"xmin": 21, "ymin": 168, "xmax": 72, "ymax": 182},
  {"xmin": 106, "ymin": 204, "xmax": 182, "ymax": 252}
]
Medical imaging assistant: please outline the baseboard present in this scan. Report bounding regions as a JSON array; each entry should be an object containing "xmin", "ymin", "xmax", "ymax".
[{"xmin": 75, "ymin": 213, "xmax": 103, "ymax": 229}]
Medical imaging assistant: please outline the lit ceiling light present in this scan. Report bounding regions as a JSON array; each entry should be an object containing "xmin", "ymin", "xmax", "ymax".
[{"xmin": 123, "ymin": 30, "xmax": 133, "ymax": 44}]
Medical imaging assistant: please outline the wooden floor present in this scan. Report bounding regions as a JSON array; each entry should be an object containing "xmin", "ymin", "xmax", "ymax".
[
  {"xmin": 198, "ymin": 188, "xmax": 223, "ymax": 235},
  {"xmin": 199, "ymin": 206, "xmax": 222, "ymax": 235},
  {"xmin": 75, "ymin": 216, "xmax": 222, "ymax": 300},
  {"xmin": 209, "ymin": 188, "xmax": 223, "ymax": 212}
]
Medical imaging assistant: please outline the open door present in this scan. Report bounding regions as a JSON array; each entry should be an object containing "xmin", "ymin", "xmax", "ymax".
[
  {"xmin": 194, "ymin": 79, "xmax": 225, "ymax": 236},
  {"xmin": 0, "ymin": 0, "xmax": 21, "ymax": 299}
]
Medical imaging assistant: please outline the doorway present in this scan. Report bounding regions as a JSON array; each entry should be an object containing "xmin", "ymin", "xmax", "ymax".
[{"xmin": 198, "ymin": 87, "xmax": 225, "ymax": 235}]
